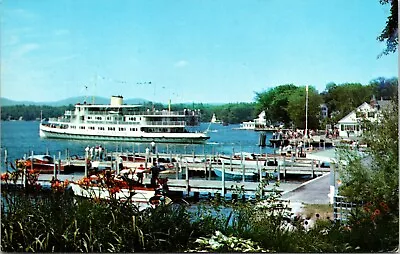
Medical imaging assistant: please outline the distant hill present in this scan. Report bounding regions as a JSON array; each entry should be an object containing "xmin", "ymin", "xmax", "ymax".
[{"xmin": 0, "ymin": 96, "xmax": 149, "ymax": 107}]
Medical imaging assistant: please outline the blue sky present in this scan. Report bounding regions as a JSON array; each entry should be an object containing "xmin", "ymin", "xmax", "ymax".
[{"xmin": 1, "ymin": 0, "xmax": 398, "ymax": 104}]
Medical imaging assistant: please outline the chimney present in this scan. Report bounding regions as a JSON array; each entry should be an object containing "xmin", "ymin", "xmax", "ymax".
[{"xmin": 370, "ymin": 95, "xmax": 376, "ymax": 108}]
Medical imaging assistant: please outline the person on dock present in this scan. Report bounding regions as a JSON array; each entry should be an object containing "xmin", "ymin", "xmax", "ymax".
[
  {"xmin": 118, "ymin": 156, "xmax": 124, "ymax": 171},
  {"xmin": 151, "ymin": 141, "xmax": 156, "ymax": 154},
  {"xmin": 150, "ymin": 162, "xmax": 160, "ymax": 188},
  {"xmin": 136, "ymin": 164, "xmax": 145, "ymax": 184},
  {"xmin": 94, "ymin": 146, "xmax": 99, "ymax": 160},
  {"xmin": 89, "ymin": 146, "xmax": 94, "ymax": 159},
  {"xmin": 99, "ymin": 145, "xmax": 103, "ymax": 161},
  {"xmin": 85, "ymin": 146, "xmax": 90, "ymax": 159}
]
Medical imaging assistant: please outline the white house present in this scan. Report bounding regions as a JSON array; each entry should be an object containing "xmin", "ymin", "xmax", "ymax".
[
  {"xmin": 337, "ymin": 97, "xmax": 391, "ymax": 138},
  {"xmin": 239, "ymin": 111, "xmax": 267, "ymax": 130}
]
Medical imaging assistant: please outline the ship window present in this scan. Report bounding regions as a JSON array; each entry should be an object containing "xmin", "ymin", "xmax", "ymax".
[
  {"xmin": 80, "ymin": 126, "xmax": 85, "ymax": 129},
  {"xmin": 88, "ymin": 116, "xmax": 92, "ymax": 120}
]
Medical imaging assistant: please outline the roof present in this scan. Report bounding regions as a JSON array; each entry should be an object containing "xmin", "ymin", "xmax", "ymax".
[{"xmin": 338, "ymin": 100, "xmax": 392, "ymax": 124}]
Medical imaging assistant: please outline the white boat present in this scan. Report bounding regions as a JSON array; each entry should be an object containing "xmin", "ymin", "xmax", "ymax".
[
  {"xmin": 237, "ymin": 111, "xmax": 267, "ymax": 130},
  {"xmin": 210, "ymin": 113, "xmax": 222, "ymax": 124},
  {"xmin": 213, "ymin": 167, "xmax": 258, "ymax": 180},
  {"xmin": 39, "ymin": 96, "xmax": 210, "ymax": 144},
  {"xmin": 218, "ymin": 152, "xmax": 273, "ymax": 167},
  {"xmin": 69, "ymin": 172, "xmax": 171, "ymax": 209}
]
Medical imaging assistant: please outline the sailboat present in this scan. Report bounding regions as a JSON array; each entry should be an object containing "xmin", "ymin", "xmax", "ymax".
[{"xmin": 210, "ymin": 113, "xmax": 222, "ymax": 124}]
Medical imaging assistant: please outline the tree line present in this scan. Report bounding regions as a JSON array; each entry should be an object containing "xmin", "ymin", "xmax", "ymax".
[{"xmin": 1, "ymin": 77, "xmax": 397, "ymax": 128}]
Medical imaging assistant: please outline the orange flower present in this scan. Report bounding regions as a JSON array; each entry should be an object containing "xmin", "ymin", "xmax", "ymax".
[
  {"xmin": 109, "ymin": 186, "xmax": 121, "ymax": 195},
  {"xmin": 363, "ymin": 206, "xmax": 371, "ymax": 213},
  {"xmin": 374, "ymin": 209, "xmax": 381, "ymax": 216},
  {"xmin": 28, "ymin": 169, "xmax": 35, "ymax": 174},
  {"xmin": 370, "ymin": 214, "xmax": 376, "ymax": 221},
  {"xmin": 380, "ymin": 202, "xmax": 389, "ymax": 212},
  {"xmin": 1, "ymin": 173, "xmax": 9, "ymax": 181}
]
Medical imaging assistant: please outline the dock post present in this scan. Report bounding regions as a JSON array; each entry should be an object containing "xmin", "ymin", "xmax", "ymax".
[
  {"xmin": 208, "ymin": 155, "xmax": 212, "ymax": 180},
  {"xmin": 283, "ymin": 156, "xmax": 286, "ymax": 179},
  {"xmin": 204, "ymin": 153, "xmax": 207, "ymax": 178},
  {"xmin": 311, "ymin": 159, "xmax": 315, "ymax": 178},
  {"xmin": 222, "ymin": 161, "xmax": 225, "ymax": 197},
  {"xmin": 145, "ymin": 153, "xmax": 148, "ymax": 170},
  {"xmin": 84, "ymin": 152, "xmax": 88, "ymax": 178},
  {"xmin": 4, "ymin": 149, "xmax": 8, "ymax": 172},
  {"xmin": 277, "ymin": 165, "xmax": 281, "ymax": 181},
  {"xmin": 257, "ymin": 156, "xmax": 262, "ymax": 182},
  {"xmin": 53, "ymin": 155, "xmax": 57, "ymax": 179},
  {"xmin": 230, "ymin": 155, "xmax": 233, "ymax": 171},
  {"xmin": 185, "ymin": 162, "xmax": 190, "ymax": 196},
  {"xmin": 176, "ymin": 161, "xmax": 179, "ymax": 180},
  {"xmin": 242, "ymin": 162, "xmax": 245, "ymax": 182},
  {"xmin": 58, "ymin": 151, "xmax": 61, "ymax": 174}
]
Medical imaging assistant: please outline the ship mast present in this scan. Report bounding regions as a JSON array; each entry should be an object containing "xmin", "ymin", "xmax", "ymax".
[{"xmin": 305, "ymin": 85, "xmax": 309, "ymax": 139}]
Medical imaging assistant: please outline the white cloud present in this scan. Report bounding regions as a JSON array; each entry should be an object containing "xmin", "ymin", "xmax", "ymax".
[
  {"xmin": 13, "ymin": 43, "xmax": 40, "ymax": 58},
  {"xmin": 174, "ymin": 60, "xmax": 189, "ymax": 68}
]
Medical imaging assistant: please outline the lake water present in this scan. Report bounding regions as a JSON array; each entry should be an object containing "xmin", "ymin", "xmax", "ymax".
[{"xmin": 0, "ymin": 121, "xmax": 275, "ymax": 167}]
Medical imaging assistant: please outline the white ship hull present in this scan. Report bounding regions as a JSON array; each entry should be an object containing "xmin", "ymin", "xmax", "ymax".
[
  {"xmin": 40, "ymin": 124, "xmax": 208, "ymax": 144},
  {"xmin": 39, "ymin": 95, "xmax": 209, "ymax": 144}
]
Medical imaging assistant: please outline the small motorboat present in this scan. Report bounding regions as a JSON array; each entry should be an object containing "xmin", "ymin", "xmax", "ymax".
[
  {"xmin": 16, "ymin": 155, "xmax": 64, "ymax": 174},
  {"xmin": 70, "ymin": 170, "xmax": 171, "ymax": 209},
  {"xmin": 213, "ymin": 167, "xmax": 258, "ymax": 181}
]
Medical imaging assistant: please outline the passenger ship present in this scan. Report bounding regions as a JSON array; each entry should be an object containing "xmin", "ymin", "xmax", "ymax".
[{"xmin": 39, "ymin": 96, "xmax": 210, "ymax": 144}]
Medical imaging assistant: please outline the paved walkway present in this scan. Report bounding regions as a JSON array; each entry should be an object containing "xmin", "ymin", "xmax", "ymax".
[{"xmin": 281, "ymin": 173, "xmax": 331, "ymax": 204}]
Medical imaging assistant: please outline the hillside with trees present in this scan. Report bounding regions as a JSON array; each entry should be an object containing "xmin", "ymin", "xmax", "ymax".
[{"xmin": 1, "ymin": 77, "xmax": 397, "ymax": 127}]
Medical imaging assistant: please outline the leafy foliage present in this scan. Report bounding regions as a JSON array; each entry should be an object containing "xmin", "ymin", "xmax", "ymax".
[
  {"xmin": 1, "ymin": 105, "xmax": 74, "ymax": 121},
  {"xmin": 377, "ymin": 0, "xmax": 398, "ymax": 56},
  {"xmin": 255, "ymin": 84, "xmax": 298, "ymax": 125},
  {"xmin": 286, "ymin": 86, "xmax": 323, "ymax": 129},
  {"xmin": 337, "ymin": 100, "xmax": 399, "ymax": 251}
]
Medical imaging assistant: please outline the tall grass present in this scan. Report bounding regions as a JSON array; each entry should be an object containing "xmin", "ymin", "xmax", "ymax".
[{"xmin": 1, "ymin": 181, "xmax": 398, "ymax": 252}]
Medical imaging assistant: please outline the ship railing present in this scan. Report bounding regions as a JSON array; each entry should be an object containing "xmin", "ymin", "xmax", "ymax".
[
  {"xmin": 84, "ymin": 120, "xmax": 186, "ymax": 126},
  {"xmin": 84, "ymin": 111, "xmax": 186, "ymax": 116},
  {"xmin": 145, "ymin": 121, "xmax": 185, "ymax": 126},
  {"xmin": 48, "ymin": 118, "xmax": 71, "ymax": 123}
]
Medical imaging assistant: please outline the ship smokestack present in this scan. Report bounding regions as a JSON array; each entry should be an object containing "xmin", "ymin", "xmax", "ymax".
[{"xmin": 111, "ymin": 95, "xmax": 123, "ymax": 106}]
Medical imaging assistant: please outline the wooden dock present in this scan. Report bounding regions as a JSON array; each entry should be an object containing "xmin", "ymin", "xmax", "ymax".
[{"xmin": 61, "ymin": 151, "xmax": 330, "ymax": 178}]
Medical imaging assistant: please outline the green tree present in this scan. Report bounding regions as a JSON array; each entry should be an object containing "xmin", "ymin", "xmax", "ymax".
[
  {"xmin": 368, "ymin": 77, "xmax": 398, "ymax": 100},
  {"xmin": 286, "ymin": 86, "xmax": 323, "ymax": 129},
  {"xmin": 337, "ymin": 101, "xmax": 399, "ymax": 251},
  {"xmin": 255, "ymin": 84, "xmax": 298, "ymax": 126},
  {"xmin": 321, "ymin": 82, "xmax": 374, "ymax": 123},
  {"xmin": 377, "ymin": 0, "xmax": 398, "ymax": 56}
]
